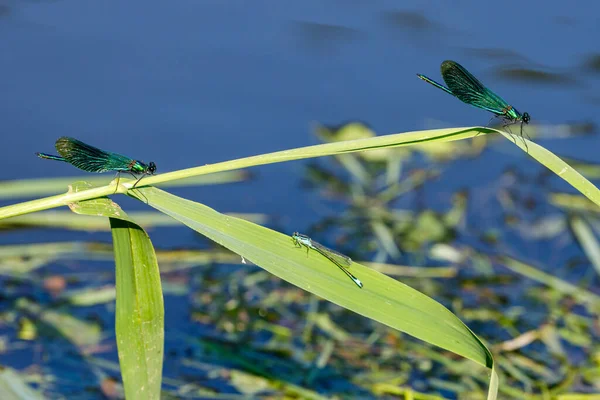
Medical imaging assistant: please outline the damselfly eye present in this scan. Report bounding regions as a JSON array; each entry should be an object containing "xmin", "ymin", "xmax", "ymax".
[
  {"xmin": 522, "ymin": 112, "xmax": 531, "ymax": 124},
  {"xmin": 147, "ymin": 162, "xmax": 157, "ymax": 174}
]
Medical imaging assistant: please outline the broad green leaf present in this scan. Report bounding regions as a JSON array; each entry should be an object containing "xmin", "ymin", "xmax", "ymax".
[
  {"xmin": 131, "ymin": 186, "xmax": 498, "ymax": 399},
  {"xmin": 68, "ymin": 185, "xmax": 164, "ymax": 400},
  {"xmin": 110, "ymin": 218, "xmax": 164, "ymax": 400}
]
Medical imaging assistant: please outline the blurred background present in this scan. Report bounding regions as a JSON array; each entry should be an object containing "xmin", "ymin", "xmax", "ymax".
[{"xmin": 0, "ymin": 1, "xmax": 599, "ymax": 398}]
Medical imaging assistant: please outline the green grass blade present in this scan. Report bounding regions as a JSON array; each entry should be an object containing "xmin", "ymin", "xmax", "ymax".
[
  {"xmin": 500, "ymin": 256, "xmax": 600, "ymax": 309},
  {"xmin": 137, "ymin": 126, "xmax": 482, "ymax": 187},
  {"xmin": 68, "ymin": 186, "xmax": 164, "ymax": 400},
  {"xmin": 570, "ymin": 215, "xmax": 600, "ymax": 277},
  {"xmin": 0, "ymin": 210, "xmax": 266, "ymax": 231},
  {"xmin": 130, "ymin": 186, "xmax": 498, "ymax": 399},
  {"xmin": 503, "ymin": 132, "xmax": 600, "ymax": 207},
  {"xmin": 0, "ymin": 171, "xmax": 249, "ymax": 200},
  {"xmin": 3, "ymin": 126, "xmax": 600, "ymax": 222},
  {"xmin": 16, "ymin": 298, "xmax": 102, "ymax": 347},
  {"xmin": 0, "ymin": 127, "xmax": 484, "ymax": 220},
  {"xmin": 110, "ymin": 218, "xmax": 164, "ymax": 400},
  {"xmin": 0, "ymin": 368, "xmax": 45, "ymax": 400},
  {"xmin": 550, "ymin": 192, "xmax": 600, "ymax": 212}
]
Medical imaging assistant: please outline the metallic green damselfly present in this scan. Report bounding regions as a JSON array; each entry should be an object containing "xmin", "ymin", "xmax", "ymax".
[
  {"xmin": 418, "ymin": 60, "xmax": 530, "ymax": 145},
  {"xmin": 37, "ymin": 137, "xmax": 156, "ymax": 187}
]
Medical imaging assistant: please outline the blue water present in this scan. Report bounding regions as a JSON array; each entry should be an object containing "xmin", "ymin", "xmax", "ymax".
[
  {"xmin": 1, "ymin": 0, "xmax": 599, "ymax": 397},
  {"xmin": 2, "ymin": 1, "xmax": 598, "ymax": 223}
]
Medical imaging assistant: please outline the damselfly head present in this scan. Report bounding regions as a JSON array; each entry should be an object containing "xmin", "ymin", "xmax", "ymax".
[
  {"xmin": 147, "ymin": 162, "xmax": 157, "ymax": 175},
  {"xmin": 522, "ymin": 112, "xmax": 531, "ymax": 124}
]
